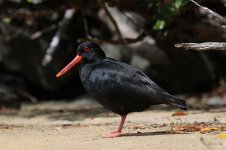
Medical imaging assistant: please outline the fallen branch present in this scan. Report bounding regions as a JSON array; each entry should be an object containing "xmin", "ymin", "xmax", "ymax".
[
  {"xmin": 78, "ymin": 31, "xmax": 147, "ymax": 45},
  {"xmin": 175, "ymin": 42, "xmax": 226, "ymax": 51},
  {"xmin": 190, "ymin": 0, "xmax": 226, "ymax": 26},
  {"xmin": 42, "ymin": 9, "xmax": 76, "ymax": 66}
]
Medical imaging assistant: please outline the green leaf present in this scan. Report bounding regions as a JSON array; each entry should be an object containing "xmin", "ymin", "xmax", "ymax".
[
  {"xmin": 27, "ymin": 0, "xmax": 33, "ymax": 3},
  {"xmin": 174, "ymin": 0, "xmax": 183, "ymax": 9},
  {"xmin": 168, "ymin": 6, "xmax": 177, "ymax": 13},
  {"xmin": 153, "ymin": 19, "xmax": 166, "ymax": 30}
]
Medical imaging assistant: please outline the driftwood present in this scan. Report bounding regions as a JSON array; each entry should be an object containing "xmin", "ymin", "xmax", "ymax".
[{"xmin": 175, "ymin": 42, "xmax": 226, "ymax": 51}]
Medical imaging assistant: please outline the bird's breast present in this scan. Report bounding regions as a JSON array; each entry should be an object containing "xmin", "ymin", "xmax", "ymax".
[
  {"xmin": 80, "ymin": 64, "xmax": 105, "ymax": 96},
  {"xmin": 80, "ymin": 63, "xmax": 122, "ymax": 98}
]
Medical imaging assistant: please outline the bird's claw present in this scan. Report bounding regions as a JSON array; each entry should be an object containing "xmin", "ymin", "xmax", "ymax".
[{"xmin": 103, "ymin": 131, "xmax": 122, "ymax": 138}]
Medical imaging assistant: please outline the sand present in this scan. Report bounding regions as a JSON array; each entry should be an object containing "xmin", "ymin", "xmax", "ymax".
[{"xmin": 0, "ymin": 98, "xmax": 225, "ymax": 150}]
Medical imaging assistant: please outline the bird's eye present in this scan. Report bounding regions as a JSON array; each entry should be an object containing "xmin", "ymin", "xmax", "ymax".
[{"xmin": 84, "ymin": 47, "xmax": 89, "ymax": 52}]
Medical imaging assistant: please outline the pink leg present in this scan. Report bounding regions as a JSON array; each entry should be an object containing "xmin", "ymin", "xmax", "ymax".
[{"xmin": 103, "ymin": 115, "xmax": 127, "ymax": 138}]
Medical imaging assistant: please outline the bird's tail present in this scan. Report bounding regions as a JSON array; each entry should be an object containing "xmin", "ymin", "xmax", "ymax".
[{"xmin": 170, "ymin": 98, "xmax": 187, "ymax": 110}]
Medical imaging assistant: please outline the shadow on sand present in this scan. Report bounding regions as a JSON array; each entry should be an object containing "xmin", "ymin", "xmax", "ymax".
[{"xmin": 121, "ymin": 131, "xmax": 190, "ymax": 137}]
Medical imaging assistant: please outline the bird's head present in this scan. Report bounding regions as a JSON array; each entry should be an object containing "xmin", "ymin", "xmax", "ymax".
[{"xmin": 56, "ymin": 42, "xmax": 106, "ymax": 77}]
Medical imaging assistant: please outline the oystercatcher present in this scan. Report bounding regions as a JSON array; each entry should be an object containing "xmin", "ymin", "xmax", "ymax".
[{"xmin": 56, "ymin": 42, "xmax": 187, "ymax": 138}]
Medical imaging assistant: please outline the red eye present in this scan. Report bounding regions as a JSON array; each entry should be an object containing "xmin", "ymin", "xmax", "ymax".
[{"xmin": 84, "ymin": 47, "xmax": 89, "ymax": 52}]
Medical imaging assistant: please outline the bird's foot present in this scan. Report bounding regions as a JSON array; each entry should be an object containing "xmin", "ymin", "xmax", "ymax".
[{"xmin": 103, "ymin": 131, "xmax": 122, "ymax": 138}]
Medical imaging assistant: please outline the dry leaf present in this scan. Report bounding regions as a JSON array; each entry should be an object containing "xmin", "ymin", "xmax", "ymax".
[
  {"xmin": 171, "ymin": 125, "xmax": 202, "ymax": 132},
  {"xmin": 171, "ymin": 123, "xmax": 226, "ymax": 134},
  {"xmin": 200, "ymin": 127, "xmax": 222, "ymax": 133},
  {"xmin": 172, "ymin": 111, "xmax": 188, "ymax": 116},
  {"xmin": 0, "ymin": 125, "xmax": 14, "ymax": 130},
  {"xmin": 132, "ymin": 124, "xmax": 146, "ymax": 129},
  {"xmin": 219, "ymin": 133, "xmax": 226, "ymax": 138}
]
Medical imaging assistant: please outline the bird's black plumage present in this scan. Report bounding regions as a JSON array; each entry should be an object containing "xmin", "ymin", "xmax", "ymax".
[
  {"xmin": 76, "ymin": 42, "xmax": 187, "ymax": 115},
  {"xmin": 56, "ymin": 42, "xmax": 187, "ymax": 137},
  {"xmin": 80, "ymin": 57, "xmax": 186, "ymax": 115}
]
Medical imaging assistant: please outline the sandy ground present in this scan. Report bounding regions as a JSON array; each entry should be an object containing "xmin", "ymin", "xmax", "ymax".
[{"xmin": 0, "ymin": 97, "xmax": 226, "ymax": 150}]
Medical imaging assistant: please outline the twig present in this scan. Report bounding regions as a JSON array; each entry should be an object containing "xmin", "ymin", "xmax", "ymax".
[
  {"xmin": 17, "ymin": 90, "xmax": 37, "ymax": 103},
  {"xmin": 175, "ymin": 42, "xmax": 226, "ymax": 51},
  {"xmin": 42, "ymin": 9, "xmax": 76, "ymax": 66},
  {"xmin": 124, "ymin": 31, "xmax": 147, "ymax": 43},
  {"xmin": 102, "ymin": 3, "xmax": 125, "ymax": 44},
  {"xmin": 177, "ymin": 1, "xmax": 226, "ymax": 51},
  {"xmin": 200, "ymin": 137, "xmax": 213, "ymax": 150},
  {"xmin": 78, "ymin": 31, "xmax": 146, "ymax": 45},
  {"xmin": 31, "ymin": 24, "xmax": 58, "ymax": 40},
  {"xmin": 122, "ymin": 11, "xmax": 151, "ymax": 39},
  {"xmin": 190, "ymin": 0, "xmax": 226, "ymax": 25},
  {"xmin": 79, "ymin": 6, "xmax": 148, "ymax": 45}
]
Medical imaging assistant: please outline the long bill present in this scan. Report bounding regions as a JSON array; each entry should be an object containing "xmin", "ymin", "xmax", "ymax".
[{"xmin": 56, "ymin": 55, "xmax": 82, "ymax": 77}]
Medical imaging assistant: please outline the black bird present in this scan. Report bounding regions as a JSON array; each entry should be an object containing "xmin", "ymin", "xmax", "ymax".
[{"xmin": 56, "ymin": 42, "xmax": 187, "ymax": 138}]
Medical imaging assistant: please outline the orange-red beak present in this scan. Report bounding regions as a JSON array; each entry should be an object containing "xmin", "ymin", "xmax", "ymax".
[{"xmin": 56, "ymin": 55, "xmax": 82, "ymax": 77}]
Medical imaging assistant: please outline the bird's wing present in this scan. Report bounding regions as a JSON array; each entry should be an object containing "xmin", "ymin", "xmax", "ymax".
[
  {"xmin": 90, "ymin": 58, "xmax": 186, "ymax": 109},
  {"xmin": 89, "ymin": 58, "xmax": 186, "ymax": 109},
  {"xmin": 105, "ymin": 58, "xmax": 165, "ymax": 90}
]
